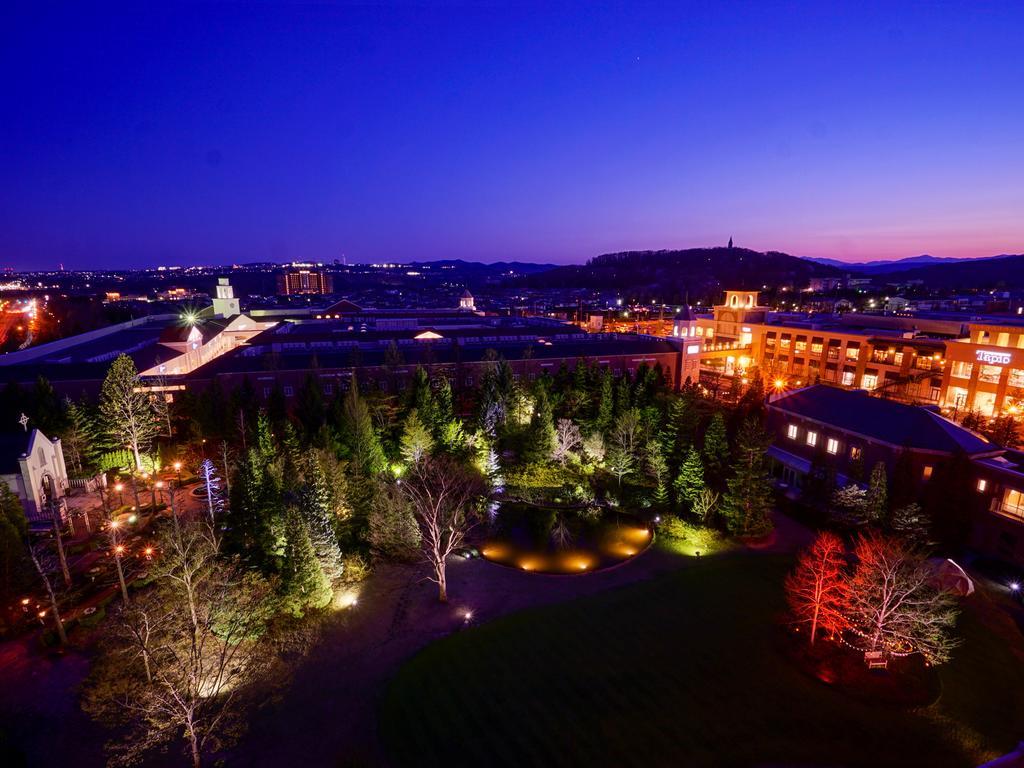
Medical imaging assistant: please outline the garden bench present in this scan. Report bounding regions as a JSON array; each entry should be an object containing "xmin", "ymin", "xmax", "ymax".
[{"xmin": 864, "ymin": 651, "xmax": 887, "ymax": 670}]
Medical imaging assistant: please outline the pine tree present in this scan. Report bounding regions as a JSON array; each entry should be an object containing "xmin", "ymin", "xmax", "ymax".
[
  {"xmin": 62, "ymin": 398, "xmax": 100, "ymax": 477},
  {"xmin": 889, "ymin": 503, "xmax": 931, "ymax": 547},
  {"xmin": 595, "ymin": 369, "xmax": 614, "ymax": 435},
  {"xmin": 434, "ymin": 378, "xmax": 455, "ymax": 438},
  {"xmin": 647, "ymin": 440, "xmax": 670, "ymax": 507},
  {"xmin": 719, "ymin": 416, "xmax": 774, "ymax": 537},
  {"xmin": 614, "ymin": 374, "xmax": 632, "ymax": 418},
  {"xmin": 367, "ymin": 480, "xmax": 421, "ymax": 561},
  {"xmin": 31, "ymin": 375, "xmax": 67, "ymax": 435},
  {"xmin": 298, "ymin": 453, "xmax": 344, "ymax": 580},
  {"xmin": 865, "ymin": 462, "xmax": 888, "ymax": 524},
  {"xmin": 674, "ymin": 446, "xmax": 706, "ymax": 508},
  {"xmin": 295, "ymin": 372, "xmax": 326, "ymax": 441},
  {"xmin": 525, "ymin": 387, "xmax": 556, "ymax": 463},
  {"xmin": 343, "ymin": 379, "xmax": 386, "ymax": 475},
  {"xmin": 702, "ymin": 412, "xmax": 730, "ymax": 487},
  {"xmin": 280, "ymin": 507, "xmax": 333, "ymax": 617},
  {"xmin": 226, "ymin": 443, "xmax": 284, "ymax": 569},
  {"xmin": 400, "ymin": 409, "xmax": 434, "ymax": 465}
]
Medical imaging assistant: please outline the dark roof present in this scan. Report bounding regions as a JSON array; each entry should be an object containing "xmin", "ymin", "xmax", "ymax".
[
  {"xmin": 187, "ymin": 334, "xmax": 679, "ymax": 378},
  {"xmin": 0, "ymin": 430, "xmax": 31, "ymax": 474},
  {"xmin": 461, "ymin": 289, "xmax": 473, "ymax": 298},
  {"xmin": 674, "ymin": 306, "xmax": 697, "ymax": 321},
  {"xmin": 769, "ymin": 385, "xmax": 996, "ymax": 455}
]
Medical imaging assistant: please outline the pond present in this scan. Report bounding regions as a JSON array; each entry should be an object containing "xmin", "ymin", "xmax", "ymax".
[{"xmin": 480, "ymin": 502, "xmax": 652, "ymax": 575}]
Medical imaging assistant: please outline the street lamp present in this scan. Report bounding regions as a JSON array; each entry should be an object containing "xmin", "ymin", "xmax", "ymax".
[
  {"xmin": 115, "ymin": 482, "xmax": 124, "ymax": 506},
  {"xmin": 109, "ymin": 519, "xmax": 130, "ymax": 604}
]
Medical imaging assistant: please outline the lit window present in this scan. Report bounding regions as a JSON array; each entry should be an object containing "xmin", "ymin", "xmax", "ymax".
[
  {"xmin": 787, "ymin": 424, "xmax": 798, "ymax": 440},
  {"xmin": 977, "ymin": 478, "xmax": 988, "ymax": 492},
  {"xmin": 849, "ymin": 445, "xmax": 862, "ymax": 460},
  {"xmin": 826, "ymin": 438, "xmax": 839, "ymax": 455},
  {"xmin": 283, "ymin": 386, "xmax": 294, "ymax": 397},
  {"xmin": 923, "ymin": 465, "xmax": 933, "ymax": 480},
  {"xmin": 806, "ymin": 431, "xmax": 818, "ymax": 447}
]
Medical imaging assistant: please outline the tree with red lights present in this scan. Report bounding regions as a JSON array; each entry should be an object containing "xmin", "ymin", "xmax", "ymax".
[
  {"xmin": 845, "ymin": 532, "xmax": 959, "ymax": 665},
  {"xmin": 785, "ymin": 531, "xmax": 849, "ymax": 645}
]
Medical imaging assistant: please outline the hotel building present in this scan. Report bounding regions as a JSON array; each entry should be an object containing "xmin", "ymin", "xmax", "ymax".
[{"xmin": 690, "ymin": 290, "xmax": 1024, "ymax": 418}]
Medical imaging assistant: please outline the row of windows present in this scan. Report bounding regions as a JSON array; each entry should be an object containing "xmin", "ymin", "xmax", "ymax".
[{"xmin": 785, "ymin": 423, "xmax": 849, "ymax": 457}]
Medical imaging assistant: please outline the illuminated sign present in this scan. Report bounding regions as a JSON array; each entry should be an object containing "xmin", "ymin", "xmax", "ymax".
[
  {"xmin": 687, "ymin": 344, "xmax": 700, "ymax": 354},
  {"xmin": 976, "ymin": 349, "xmax": 1011, "ymax": 365}
]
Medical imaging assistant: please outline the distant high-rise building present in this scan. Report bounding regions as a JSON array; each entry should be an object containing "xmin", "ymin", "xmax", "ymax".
[{"xmin": 277, "ymin": 268, "xmax": 334, "ymax": 295}]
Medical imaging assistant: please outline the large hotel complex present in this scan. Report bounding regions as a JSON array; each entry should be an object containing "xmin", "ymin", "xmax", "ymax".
[{"xmin": 4, "ymin": 281, "xmax": 1024, "ymax": 564}]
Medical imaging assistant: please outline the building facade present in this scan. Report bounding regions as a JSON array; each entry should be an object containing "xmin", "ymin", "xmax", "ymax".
[{"xmin": 276, "ymin": 268, "xmax": 334, "ymax": 295}]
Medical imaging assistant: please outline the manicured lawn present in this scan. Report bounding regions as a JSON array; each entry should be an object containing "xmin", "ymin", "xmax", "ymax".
[{"xmin": 380, "ymin": 554, "xmax": 1024, "ymax": 767}]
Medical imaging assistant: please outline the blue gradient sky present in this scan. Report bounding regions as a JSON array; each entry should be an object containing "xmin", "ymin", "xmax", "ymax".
[{"xmin": 3, "ymin": 2, "xmax": 1023, "ymax": 269}]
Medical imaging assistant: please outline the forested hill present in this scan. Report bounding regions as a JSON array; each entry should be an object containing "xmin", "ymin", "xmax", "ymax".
[
  {"xmin": 517, "ymin": 247, "xmax": 840, "ymax": 303},
  {"xmin": 871, "ymin": 254, "xmax": 1024, "ymax": 288}
]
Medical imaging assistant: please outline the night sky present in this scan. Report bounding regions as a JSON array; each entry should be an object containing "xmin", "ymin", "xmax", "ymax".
[{"xmin": 3, "ymin": 2, "xmax": 1022, "ymax": 270}]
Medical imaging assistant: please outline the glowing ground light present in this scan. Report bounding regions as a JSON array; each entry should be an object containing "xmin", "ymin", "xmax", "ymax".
[
  {"xmin": 1011, "ymin": 582, "xmax": 1021, "ymax": 592},
  {"xmin": 463, "ymin": 609, "xmax": 473, "ymax": 621}
]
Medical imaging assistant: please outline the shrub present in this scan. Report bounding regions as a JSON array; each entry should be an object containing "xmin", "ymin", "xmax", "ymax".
[{"xmin": 341, "ymin": 552, "xmax": 371, "ymax": 584}]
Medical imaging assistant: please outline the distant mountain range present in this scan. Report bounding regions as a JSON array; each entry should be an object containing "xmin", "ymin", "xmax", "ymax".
[{"xmin": 804, "ymin": 254, "xmax": 1016, "ymax": 275}]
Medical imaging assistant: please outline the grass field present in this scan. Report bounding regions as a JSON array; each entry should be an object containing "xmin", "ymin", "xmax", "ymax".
[{"xmin": 380, "ymin": 553, "xmax": 1024, "ymax": 768}]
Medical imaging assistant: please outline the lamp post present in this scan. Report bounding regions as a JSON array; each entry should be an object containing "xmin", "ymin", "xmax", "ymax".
[
  {"xmin": 109, "ymin": 519, "xmax": 130, "ymax": 604},
  {"xmin": 155, "ymin": 480, "xmax": 164, "ymax": 504},
  {"xmin": 115, "ymin": 482, "xmax": 124, "ymax": 507}
]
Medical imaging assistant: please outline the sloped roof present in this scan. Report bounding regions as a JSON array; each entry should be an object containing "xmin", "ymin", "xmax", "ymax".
[
  {"xmin": 461, "ymin": 289, "xmax": 473, "ymax": 298},
  {"xmin": 769, "ymin": 385, "xmax": 996, "ymax": 455},
  {"xmin": 674, "ymin": 306, "xmax": 697, "ymax": 321}
]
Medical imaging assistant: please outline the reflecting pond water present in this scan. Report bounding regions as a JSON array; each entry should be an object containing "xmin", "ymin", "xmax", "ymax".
[{"xmin": 480, "ymin": 502, "xmax": 651, "ymax": 574}]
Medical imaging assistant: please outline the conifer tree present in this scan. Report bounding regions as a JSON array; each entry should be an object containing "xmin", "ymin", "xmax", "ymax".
[
  {"xmin": 281, "ymin": 507, "xmax": 332, "ymax": 617},
  {"xmin": 400, "ymin": 409, "xmax": 434, "ymax": 465},
  {"xmin": 702, "ymin": 412, "xmax": 730, "ymax": 487},
  {"xmin": 343, "ymin": 379, "xmax": 386, "ymax": 475},
  {"xmin": 525, "ymin": 387, "xmax": 556, "ymax": 463},
  {"xmin": 719, "ymin": 416, "xmax": 774, "ymax": 537},
  {"xmin": 595, "ymin": 369, "xmax": 614, "ymax": 434},
  {"xmin": 434, "ymin": 378, "xmax": 455, "ymax": 437},
  {"xmin": 367, "ymin": 480, "xmax": 421, "ymax": 561},
  {"xmin": 295, "ymin": 372, "xmax": 326, "ymax": 440},
  {"xmin": 865, "ymin": 461, "xmax": 888, "ymax": 524},
  {"xmin": 62, "ymin": 398, "xmax": 100, "ymax": 477},
  {"xmin": 674, "ymin": 446, "xmax": 706, "ymax": 508},
  {"xmin": 889, "ymin": 502, "xmax": 931, "ymax": 547},
  {"xmin": 298, "ymin": 454, "xmax": 344, "ymax": 580},
  {"xmin": 647, "ymin": 439, "xmax": 670, "ymax": 506}
]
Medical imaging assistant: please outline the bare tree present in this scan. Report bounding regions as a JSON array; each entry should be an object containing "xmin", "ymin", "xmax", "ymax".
[
  {"xmin": 552, "ymin": 419, "xmax": 583, "ymax": 465},
  {"xmin": 403, "ymin": 455, "xmax": 485, "ymax": 602},
  {"xmin": 99, "ymin": 354, "xmax": 158, "ymax": 473},
  {"xmin": 845, "ymin": 532, "xmax": 960, "ymax": 665},
  {"xmin": 691, "ymin": 488, "xmax": 720, "ymax": 524},
  {"xmin": 27, "ymin": 536, "xmax": 68, "ymax": 645},
  {"xmin": 219, "ymin": 440, "xmax": 234, "ymax": 495},
  {"xmin": 785, "ymin": 531, "xmax": 849, "ymax": 645},
  {"xmin": 199, "ymin": 459, "xmax": 224, "ymax": 527},
  {"xmin": 84, "ymin": 520, "xmax": 274, "ymax": 768}
]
